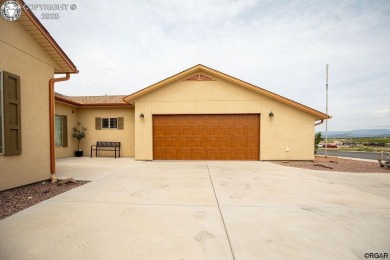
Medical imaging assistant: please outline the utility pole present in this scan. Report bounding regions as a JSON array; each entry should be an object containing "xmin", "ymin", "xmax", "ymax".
[{"xmin": 325, "ymin": 64, "xmax": 329, "ymax": 158}]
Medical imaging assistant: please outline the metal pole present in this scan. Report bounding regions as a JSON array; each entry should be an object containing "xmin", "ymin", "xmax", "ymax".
[{"xmin": 325, "ymin": 64, "xmax": 329, "ymax": 157}]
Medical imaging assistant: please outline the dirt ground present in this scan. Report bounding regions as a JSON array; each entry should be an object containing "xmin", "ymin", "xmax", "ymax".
[
  {"xmin": 0, "ymin": 180, "xmax": 89, "ymax": 220},
  {"xmin": 273, "ymin": 156, "xmax": 390, "ymax": 173}
]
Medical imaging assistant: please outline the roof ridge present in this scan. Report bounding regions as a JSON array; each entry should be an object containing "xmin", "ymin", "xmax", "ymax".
[{"xmin": 55, "ymin": 93, "xmax": 127, "ymax": 97}]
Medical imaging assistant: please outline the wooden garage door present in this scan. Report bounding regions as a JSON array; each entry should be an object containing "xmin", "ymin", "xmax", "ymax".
[{"xmin": 153, "ymin": 114, "xmax": 260, "ymax": 160}]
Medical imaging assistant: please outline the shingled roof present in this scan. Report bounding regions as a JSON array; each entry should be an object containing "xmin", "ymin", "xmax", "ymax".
[{"xmin": 55, "ymin": 93, "xmax": 130, "ymax": 107}]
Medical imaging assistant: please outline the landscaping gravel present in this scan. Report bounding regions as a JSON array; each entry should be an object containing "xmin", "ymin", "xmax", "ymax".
[
  {"xmin": 0, "ymin": 180, "xmax": 89, "ymax": 220},
  {"xmin": 273, "ymin": 157, "xmax": 390, "ymax": 173}
]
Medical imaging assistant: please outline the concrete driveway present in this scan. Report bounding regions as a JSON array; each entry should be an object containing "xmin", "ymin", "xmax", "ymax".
[{"xmin": 1, "ymin": 158, "xmax": 389, "ymax": 259}]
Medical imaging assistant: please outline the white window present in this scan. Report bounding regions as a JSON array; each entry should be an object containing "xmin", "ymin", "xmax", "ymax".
[
  {"xmin": 102, "ymin": 118, "xmax": 118, "ymax": 129},
  {"xmin": 55, "ymin": 115, "xmax": 63, "ymax": 146},
  {"xmin": 54, "ymin": 115, "xmax": 67, "ymax": 147}
]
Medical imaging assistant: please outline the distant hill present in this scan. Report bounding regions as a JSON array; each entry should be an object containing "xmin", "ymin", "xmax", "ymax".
[{"xmin": 318, "ymin": 129, "xmax": 390, "ymax": 138}]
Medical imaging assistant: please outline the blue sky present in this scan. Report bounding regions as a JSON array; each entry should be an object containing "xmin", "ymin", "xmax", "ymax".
[{"xmin": 26, "ymin": 0, "xmax": 390, "ymax": 131}]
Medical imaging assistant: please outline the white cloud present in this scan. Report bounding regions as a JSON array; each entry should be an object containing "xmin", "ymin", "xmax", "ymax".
[{"xmin": 373, "ymin": 109, "xmax": 390, "ymax": 118}]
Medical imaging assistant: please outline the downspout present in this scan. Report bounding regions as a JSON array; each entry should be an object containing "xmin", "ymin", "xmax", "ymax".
[
  {"xmin": 49, "ymin": 73, "xmax": 71, "ymax": 183},
  {"xmin": 315, "ymin": 119, "xmax": 324, "ymax": 126}
]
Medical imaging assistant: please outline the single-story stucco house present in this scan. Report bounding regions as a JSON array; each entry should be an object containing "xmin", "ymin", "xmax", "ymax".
[
  {"xmin": 0, "ymin": 0, "xmax": 77, "ymax": 191},
  {"xmin": 55, "ymin": 64, "xmax": 329, "ymax": 163},
  {"xmin": 1, "ymin": 0, "xmax": 329, "ymax": 192}
]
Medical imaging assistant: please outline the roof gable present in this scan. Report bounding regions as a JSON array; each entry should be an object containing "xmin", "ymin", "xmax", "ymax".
[{"xmin": 123, "ymin": 64, "xmax": 330, "ymax": 119}]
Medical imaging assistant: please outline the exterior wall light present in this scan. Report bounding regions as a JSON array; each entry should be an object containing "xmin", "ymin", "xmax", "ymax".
[
  {"xmin": 269, "ymin": 112, "xmax": 274, "ymax": 117},
  {"xmin": 139, "ymin": 113, "xmax": 145, "ymax": 118}
]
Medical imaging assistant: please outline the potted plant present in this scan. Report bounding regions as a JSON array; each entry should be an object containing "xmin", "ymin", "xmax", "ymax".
[
  {"xmin": 72, "ymin": 122, "xmax": 87, "ymax": 157},
  {"xmin": 314, "ymin": 132, "xmax": 322, "ymax": 154}
]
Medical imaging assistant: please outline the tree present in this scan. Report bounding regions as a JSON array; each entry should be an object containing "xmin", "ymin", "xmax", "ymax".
[
  {"xmin": 72, "ymin": 122, "xmax": 87, "ymax": 151},
  {"xmin": 314, "ymin": 132, "xmax": 322, "ymax": 154}
]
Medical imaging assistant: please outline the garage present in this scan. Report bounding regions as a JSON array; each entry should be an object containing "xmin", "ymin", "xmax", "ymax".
[
  {"xmin": 153, "ymin": 114, "xmax": 260, "ymax": 160},
  {"xmin": 123, "ymin": 65, "xmax": 329, "ymax": 161}
]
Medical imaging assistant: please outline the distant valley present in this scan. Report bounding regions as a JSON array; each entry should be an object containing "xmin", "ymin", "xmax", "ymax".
[{"xmin": 318, "ymin": 129, "xmax": 390, "ymax": 138}]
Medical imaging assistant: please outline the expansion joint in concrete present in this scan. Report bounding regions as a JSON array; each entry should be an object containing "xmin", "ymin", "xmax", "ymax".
[{"xmin": 205, "ymin": 161, "xmax": 236, "ymax": 260}]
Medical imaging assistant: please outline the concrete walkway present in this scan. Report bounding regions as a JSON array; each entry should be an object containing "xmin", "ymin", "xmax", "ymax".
[{"xmin": 1, "ymin": 158, "xmax": 389, "ymax": 259}]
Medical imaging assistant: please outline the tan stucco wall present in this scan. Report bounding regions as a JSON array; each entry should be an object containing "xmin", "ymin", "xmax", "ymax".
[
  {"xmin": 77, "ymin": 107, "xmax": 135, "ymax": 157},
  {"xmin": 261, "ymin": 99, "xmax": 315, "ymax": 160},
  {"xmin": 55, "ymin": 102, "xmax": 78, "ymax": 158},
  {"xmin": 133, "ymin": 72, "xmax": 316, "ymax": 161},
  {"xmin": 0, "ymin": 18, "xmax": 58, "ymax": 190}
]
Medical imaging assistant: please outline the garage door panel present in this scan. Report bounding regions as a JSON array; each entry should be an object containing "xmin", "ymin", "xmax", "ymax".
[
  {"xmin": 180, "ymin": 116, "xmax": 193, "ymax": 125},
  {"xmin": 191, "ymin": 148, "xmax": 205, "ymax": 159},
  {"xmin": 153, "ymin": 114, "xmax": 259, "ymax": 160},
  {"xmin": 219, "ymin": 138, "xmax": 231, "ymax": 148},
  {"xmin": 206, "ymin": 148, "xmax": 220, "ymax": 160},
  {"xmin": 247, "ymin": 137, "xmax": 259, "ymax": 147},
  {"xmin": 233, "ymin": 138, "xmax": 247, "ymax": 147},
  {"xmin": 219, "ymin": 148, "xmax": 231, "ymax": 160},
  {"xmin": 249, "ymin": 150, "xmax": 259, "ymax": 158},
  {"xmin": 247, "ymin": 127, "xmax": 259, "ymax": 135},
  {"xmin": 178, "ymin": 148, "xmax": 191, "ymax": 160},
  {"xmin": 154, "ymin": 149, "xmax": 164, "ymax": 159},
  {"xmin": 182, "ymin": 127, "xmax": 193, "ymax": 135},
  {"xmin": 219, "ymin": 116, "xmax": 230, "ymax": 125},
  {"xmin": 154, "ymin": 139, "xmax": 167, "ymax": 148},
  {"xmin": 180, "ymin": 139, "xmax": 192, "ymax": 147},
  {"xmin": 165, "ymin": 115, "xmax": 178, "ymax": 125},
  {"xmin": 234, "ymin": 128, "xmax": 246, "ymax": 136},
  {"xmin": 195, "ymin": 115, "xmax": 207, "ymax": 125},
  {"xmin": 206, "ymin": 137, "xmax": 219, "ymax": 148},
  {"xmin": 154, "ymin": 126, "xmax": 167, "ymax": 135},
  {"xmin": 218, "ymin": 127, "xmax": 229, "ymax": 135},
  {"xmin": 153, "ymin": 116, "xmax": 165, "ymax": 125},
  {"xmin": 191, "ymin": 138, "xmax": 205, "ymax": 148},
  {"xmin": 168, "ymin": 139, "xmax": 180, "ymax": 147},
  {"xmin": 167, "ymin": 126, "xmax": 179, "ymax": 135},
  {"xmin": 193, "ymin": 127, "xmax": 203, "ymax": 135},
  {"xmin": 164, "ymin": 148, "xmax": 177, "ymax": 159},
  {"xmin": 235, "ymin": 149, "xmax": 253, "ymax": 160}
]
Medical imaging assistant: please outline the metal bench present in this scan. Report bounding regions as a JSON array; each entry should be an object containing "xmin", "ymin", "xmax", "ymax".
[{"xmin": 91, "ymin": 141, "xmax": 121, "ymax": 159}]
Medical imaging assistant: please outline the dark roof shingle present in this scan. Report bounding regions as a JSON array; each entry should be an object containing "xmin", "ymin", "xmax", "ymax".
[{"xmin": 55, "ymin": 93, "xmax": 130, "ymax": 106}]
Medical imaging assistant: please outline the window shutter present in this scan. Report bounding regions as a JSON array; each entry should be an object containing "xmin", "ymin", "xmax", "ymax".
[
  {"xmin": 3, "ymin": 71, "xmax": 21, "ymax": 156},
  {"xmin": 118, "ymin": 117, "xmax": 124, "ymax": 130},
  {"xmin": 95, "ymin": 117, "xmax": 101, "ymax": 130},
  {"xmin": 62, "ymin": 115, "xmax": 68, "ymax": 147}
]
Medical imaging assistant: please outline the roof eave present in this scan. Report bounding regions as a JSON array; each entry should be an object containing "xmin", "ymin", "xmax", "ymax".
[
  {"xmin": 55, "ymin": 96, "xmax": 79, "ymax": 106},
  {"xmin": 123, "ymin": 65, "xmax": 203, "ymax": 102},
  {"xmin": 16, "ymin": 0, "xmax": 78, "ymax": 73},
  {"xmin": 80, "ymin": 103, "xmax": 133, "ymax": 107},
  {"xmin": 55, "ymin": 96, "xmax": 132, "ymax": 107}
]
